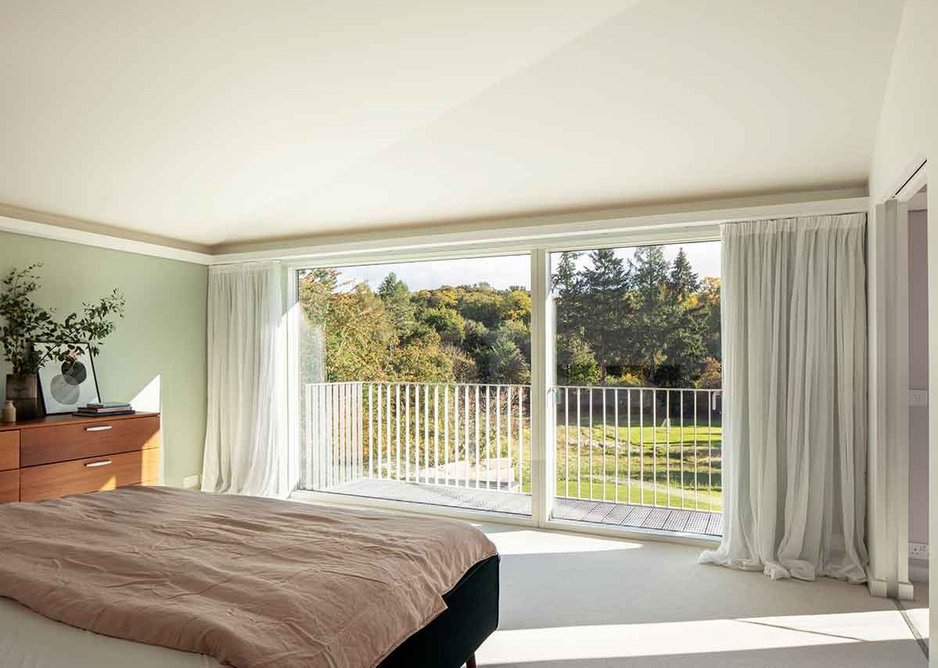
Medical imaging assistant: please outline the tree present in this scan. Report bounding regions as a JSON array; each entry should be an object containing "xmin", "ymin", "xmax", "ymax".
[
  {"xmin": 442, "ymin": 344, "xmax": 478, "ymax": 381},
  {"xmin": 668, "ymin": 248, "xmax": 699, "ymax": 300},
  {"xmin": 657, "ymin": 303, "xmax": 708, "ymax": 386},
  {"xmin": 556, "ymin": 334, "xmax": 600, "ymax": 385},
  {"xmin": 629, "ymin": 245, "xmax": 670, "ymax": 302},
  {"xmin": 422, "ymin": 306, "xmax": 465, "ymax": 346},
  {"xmin": 696, "ymin": 357, "xmax": 722, "ymax": 389},
  {"xmin": 502, "ymin": 288, "xmax": 531, "ymax": 324},
  {"xmin": 487, "ymin": 331, "xmax": 530, "ymax": 384},
  {"xmin": 378, "ymin": 273, "xmax": 416, "ymax": 337},
  {"xmin": 628, "ymin": 245, "xmax": 672, "ymax": 379},
  {"xmin": 552, "ymin": 252, "xmax": 579, "ymax": 294},
  {"xmin": 389, "ymin": 332, "xmax": 454, "ymax": 382},
  {"xmin": 578, "ymin": 249, "xmax": 632, "ymax": 379},
  {"xmin": 299, "ymin": 268, "xmax": 338, "ymax": 325},
  {"xmin": 553, "ymin": 251, "xmax": 582, "ymax": 338},
  {"xmin": 700, "ymin": 277, "xmax": 722, "ymax": 360},
  {"xmin": 492, "ymin": 319, "xmax": 531, "ymax": 362},
  {"xmin": 461, "ymin": 318, "xmax": 491, "ymax": 366},
  {"xmin": 299, "ymin": 271, "xmax": 399, "ymax": 382},
  {"xmin": 298, "ymin": 248, "xmax": 720, "ymax": 391},
  {"xmin": 458, "ymin": 284, "xmax": 502, "ymax": 329}
]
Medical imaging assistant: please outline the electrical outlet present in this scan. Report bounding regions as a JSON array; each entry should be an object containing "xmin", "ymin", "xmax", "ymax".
[
  {"xmin": 910, "ymin": 390, "xmax": 929, "ymax": 407},
  {"xmin": 182, "ymin": 474, "xmax": 201, "ymax": 490},
  {"xmin": 909, "ymin": 542, "xmax": 929, "ymax": 560}
]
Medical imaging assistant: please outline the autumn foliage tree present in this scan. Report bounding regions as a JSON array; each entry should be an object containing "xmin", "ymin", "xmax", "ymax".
[
  {"xmin": 299, "ymin": 272, "xmax": 532, "ymax": 384},
  {"xmin": 299, "ymin": 245, "xmax": 720, "ymax": 389}
]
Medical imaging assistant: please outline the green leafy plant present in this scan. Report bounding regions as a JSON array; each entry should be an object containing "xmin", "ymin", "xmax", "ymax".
[{"xmin": 0, "ymin": 264, "xmax": 125, "ymax": 376}]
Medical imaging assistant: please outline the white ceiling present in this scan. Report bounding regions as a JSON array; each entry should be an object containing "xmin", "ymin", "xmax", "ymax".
[{"xmin": 0, "ymin": 0, "xmax": 904, "ymax": 249}]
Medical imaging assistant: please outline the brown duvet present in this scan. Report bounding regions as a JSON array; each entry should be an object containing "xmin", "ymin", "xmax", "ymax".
[{"xmin": 0, "ymin": 486, "xmax": 498, "ymax": 667}]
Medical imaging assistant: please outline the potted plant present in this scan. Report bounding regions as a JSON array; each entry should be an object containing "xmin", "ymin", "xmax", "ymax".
[{"xmin": 0, "ymin": 264, "xmax": 125, "ymax": 419}]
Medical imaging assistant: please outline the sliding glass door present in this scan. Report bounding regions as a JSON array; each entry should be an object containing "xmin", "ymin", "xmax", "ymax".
[
  {"xmin": 289, "ymin": 240, "xmax": 723, "ymax": 536},
  {"xmin": 295, "ymin": 255, "xmax": 532, "ymax": 517},
  {"xmin": 548, "ymin": 242, "xmax": 724, "ymax": 535}
]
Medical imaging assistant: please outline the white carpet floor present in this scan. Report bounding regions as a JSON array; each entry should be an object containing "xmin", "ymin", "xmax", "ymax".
[{"xmin": 475, "ymin": 524, "xmax": 929, "ymax": 667}]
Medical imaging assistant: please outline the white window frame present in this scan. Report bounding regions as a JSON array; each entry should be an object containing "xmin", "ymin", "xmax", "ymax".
[
  {"xmin": 866, "ymin": 159, "xmax": 928, "ymax": 600},
  {"xmin": 281, "ymin": 194, "xmax": 867, "ymax": 547}
]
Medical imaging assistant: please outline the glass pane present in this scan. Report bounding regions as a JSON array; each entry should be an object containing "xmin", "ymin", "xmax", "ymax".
[
  {"xmin": 296, "ymin": 255, "xmax": 532, "ymax": 517},
  {"xmin": 550, "ymin": 242, "xmax": 723, "ymax": 535}
]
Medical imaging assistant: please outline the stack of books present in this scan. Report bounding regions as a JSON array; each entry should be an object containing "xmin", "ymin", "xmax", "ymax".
[{"xmin": 74, "ymin": 402, "xmax": 135, "ymax": 417}]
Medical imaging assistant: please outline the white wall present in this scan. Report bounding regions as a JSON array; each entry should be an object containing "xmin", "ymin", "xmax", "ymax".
[
  {"xmin": 869, "ymin": 1, "xmax": 937, "ymax": 202},
  {"xmin": 867, "ymin": 0, "xmax": 937, "ymax": 657}
]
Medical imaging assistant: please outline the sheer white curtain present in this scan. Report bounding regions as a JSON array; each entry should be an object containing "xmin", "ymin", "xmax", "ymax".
[
  {"xmin": 699, "ymin": 214, "xmax": 868, "ymax": 583},
  {"xmin": 201, "ymin": 262, "xmax": 289, "ymax": 498}
]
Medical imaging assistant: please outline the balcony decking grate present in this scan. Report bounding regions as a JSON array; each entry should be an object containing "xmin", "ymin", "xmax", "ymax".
[{"xmin": 322, "ymin": 478, "xmax": 722, "ymax": 537}]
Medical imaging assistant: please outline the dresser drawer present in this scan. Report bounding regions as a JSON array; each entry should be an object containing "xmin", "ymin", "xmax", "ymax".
[
  {"xmin": 0, "ymin": 431, "xmax": 19, "ymax": 471},
  {"xmin": 20, "ymin": 416, "xmax": 160, "ymax": 467},
  {"xmin": 0, "ymin": 469, "xmax": 18, "ymax": 503},
  {"xmin": 19, "ymin": 448, "xmax": 160, "ymax": 502}
]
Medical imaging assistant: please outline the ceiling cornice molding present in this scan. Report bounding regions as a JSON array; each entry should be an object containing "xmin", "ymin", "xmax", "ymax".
[
  {"xmin": 209, "ymin": 187, "xmax": 870, "ymax": 265},
  {"xmin": 0, "ymin": 205, "xmax": 213, "ymax": 265},
  {"xmin": 0, "ymin": 188, "xmax": 869, "ymax": 267}
]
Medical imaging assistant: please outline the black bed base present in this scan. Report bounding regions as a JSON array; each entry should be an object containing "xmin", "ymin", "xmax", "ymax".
[{"xmin": 380, "ymin": 555, "xmax": 499, "ymax": 668}]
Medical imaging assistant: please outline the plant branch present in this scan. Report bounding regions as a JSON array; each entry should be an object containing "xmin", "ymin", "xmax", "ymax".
[{"xmin": 0, "ymin": 265, "xmax": 125, "ymax": 376}]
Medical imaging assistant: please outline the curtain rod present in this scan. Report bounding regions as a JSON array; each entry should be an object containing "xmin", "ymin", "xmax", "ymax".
[{"xmin": 720, "ymin": 210, "xmax": 866, "ymax": 227}]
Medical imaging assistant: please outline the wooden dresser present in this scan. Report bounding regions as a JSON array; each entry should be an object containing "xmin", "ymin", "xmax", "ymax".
[{"xmin": 0, "ymin": 413, "xmax": 160, "ymax": 503}]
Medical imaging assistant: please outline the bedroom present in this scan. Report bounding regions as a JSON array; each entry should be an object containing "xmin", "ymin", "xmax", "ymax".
[{"xmin": 0, "ymin": 1, "xmax": 936, "ymax": 666}]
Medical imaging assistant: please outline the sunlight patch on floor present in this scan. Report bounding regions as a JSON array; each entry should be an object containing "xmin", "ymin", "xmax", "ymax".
[
  {"xmin": 906, "ymin": 607, "xmax": 929, "ymax": 640},
  {"xmin": 476, "ymin": 611, "xmax": 915, "ymax": 664},
  {"xmin": 479, "ymin": 527, "xmax": 643, "ymax": 555}
]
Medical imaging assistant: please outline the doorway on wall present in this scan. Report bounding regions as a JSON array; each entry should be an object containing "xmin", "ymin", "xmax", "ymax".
[
  {"xmin": 908, "ymin": 183, "xmax": 929, "ymax": 590},
  {"xmin": 892, "ymin": 165, "xmax": 930, "ymax": 652},
  {"xmin": 293, "ymin": 255, "xmax": 534, "ymax": 518},
  {"xmin": 548, "ymin": 241, "xmax": 723, "ymax": 536}
]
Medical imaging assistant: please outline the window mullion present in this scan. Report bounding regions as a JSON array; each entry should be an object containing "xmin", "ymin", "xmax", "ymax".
[{"xmin": 530, "ymin": 248, "xmax": 554, "ymax": 526}]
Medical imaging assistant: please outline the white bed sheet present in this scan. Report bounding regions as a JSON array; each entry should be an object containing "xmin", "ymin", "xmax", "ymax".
[{"xmin": 0, "ymin": 598, "xmax": 222, "ymax": 668}]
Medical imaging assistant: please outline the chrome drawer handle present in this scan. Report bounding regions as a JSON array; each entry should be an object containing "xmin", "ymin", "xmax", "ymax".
[
  {"xmin": 85, "ymin": 425, "xmax": 113, "ymax": 432},
  {"xmin": 85, "ymin": 459, "xmax": 112, "ymax": 468}
]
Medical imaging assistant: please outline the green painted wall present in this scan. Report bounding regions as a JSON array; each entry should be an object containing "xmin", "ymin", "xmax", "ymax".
[{"xmin": 0, "ymin": 231, "xmax": 207, "ymax": 487}]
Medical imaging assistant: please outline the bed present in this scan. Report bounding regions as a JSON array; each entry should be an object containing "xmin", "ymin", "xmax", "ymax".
[{"xmin": 0, "ymin": 487, "xmax": 499, "ymax": 668}]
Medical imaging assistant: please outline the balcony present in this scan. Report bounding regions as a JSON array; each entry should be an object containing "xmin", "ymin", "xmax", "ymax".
[{"xmin": 300, "ymin": 381, "xmax": 722, "ymax": 537}]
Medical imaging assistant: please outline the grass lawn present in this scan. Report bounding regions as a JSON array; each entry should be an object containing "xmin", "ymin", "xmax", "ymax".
[
  {"xmin": 554, "ymin": 479, "xmax": 723, "ymax": 512},
  {"xmin": 365, "ymin": 419, "xmax": 724, "ymax": 512},
  {"xmin": 543, "ymin": 421, "xmax": 723, "ymax": 511},
  {"xmin": 510, "ymin": 422, "xmax": 723, "ymax": 512},
  {"xmin": 555, "ymin": 422, "xmax": 722, "ymax": 450}
]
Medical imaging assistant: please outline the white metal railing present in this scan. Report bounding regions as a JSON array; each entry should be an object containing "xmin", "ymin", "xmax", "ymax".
[
  {"xmin": 554, "ymin": 386, "xmax": 722, "ymax": 512},
  {"xmin": 303, "ymin": 381, "xmax": 531, "ymax": 493},
  {"xmin": 301, "ymin": 381, "xmax": 722, "ymax": 513}
]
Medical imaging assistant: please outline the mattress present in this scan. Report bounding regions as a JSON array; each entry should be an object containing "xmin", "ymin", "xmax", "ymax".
[
  {"xmin": 0, "ymin": 597, "xmax": 222, "ymax": 668},
  {"xmin": 0, "ymin": 554, "xmax": 501, "ymax": 668},
  {"xmin": 0, "ymin": 488, "xmax": 500, "ymax": 667},
  {"xmin": 0, "ymin": 487, "xmax": 497, "ymax": 667}
]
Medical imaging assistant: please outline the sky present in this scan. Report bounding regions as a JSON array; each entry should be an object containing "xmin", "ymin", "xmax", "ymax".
[{"xmin": 335, "ymin": 240, "xmax": 720, "ymax": 291}]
